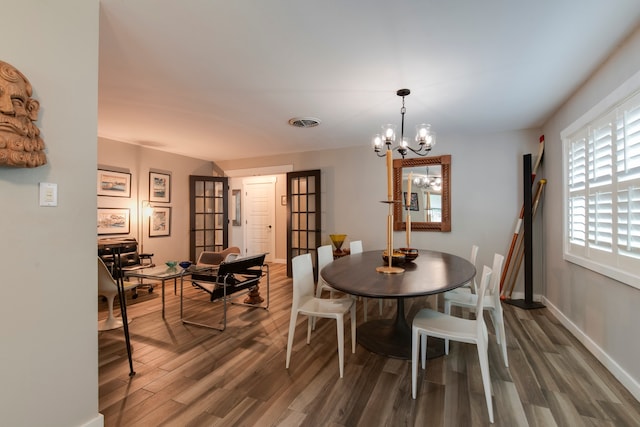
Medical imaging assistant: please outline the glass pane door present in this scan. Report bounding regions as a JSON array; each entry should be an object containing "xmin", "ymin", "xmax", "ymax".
[
  {"xmin": 190, "ymin": 175, "xmax": 228, "ymax": 262},
  {"xmin": 286, "ymin": 170, "xmax": 321, "ymax": 277}
]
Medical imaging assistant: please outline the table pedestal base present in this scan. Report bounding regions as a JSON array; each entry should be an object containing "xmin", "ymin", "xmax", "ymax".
[
  {"xmin": 244, "ymin": 286, "xmax": 264, "ymax": 304},
  {"xmin": 356, "ymin": 298, "xmax": 446, "ymax": 360}
]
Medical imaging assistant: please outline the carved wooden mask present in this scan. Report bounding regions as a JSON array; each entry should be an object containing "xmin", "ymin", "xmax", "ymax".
[{"xmin": 0, "ymin": 60, "xmax": 46, "ymax": 167}]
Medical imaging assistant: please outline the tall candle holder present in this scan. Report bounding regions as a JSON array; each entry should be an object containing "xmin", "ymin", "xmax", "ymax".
[{"xmin": 377, "ymin": 150, "xmax": 404, "ymax": 274}]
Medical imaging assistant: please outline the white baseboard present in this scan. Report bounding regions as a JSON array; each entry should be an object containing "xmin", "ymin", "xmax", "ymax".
[
  {"xmin": 505, "ymin": 291, "xmax": 544, "ymax": 302},
  {"xmin": 80, "ymin": 413, "xmax": 103, "ymax": 427},
  {"xmin": 542, "ymin": 297, "xmax": 640, "ymax": 402}
]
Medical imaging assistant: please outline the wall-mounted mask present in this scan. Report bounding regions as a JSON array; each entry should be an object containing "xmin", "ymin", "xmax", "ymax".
[{"xmin": 0, "ymin": 60, "xmax": 46, "ymax": 167}]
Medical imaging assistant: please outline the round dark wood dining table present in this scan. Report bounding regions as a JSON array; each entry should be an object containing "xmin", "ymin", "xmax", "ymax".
[{"xmin": 321, "ymin": 249, "xmax": 476, "ymax": 360}]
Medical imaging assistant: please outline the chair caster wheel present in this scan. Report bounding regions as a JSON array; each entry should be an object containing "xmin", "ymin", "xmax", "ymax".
[
  {"xmin": 148, "ymin": 288, "xmax": 154, "ymax": 293},
  {"xmin": 132, "ymin": 293, "xmax": 138, "ymax": 299}
]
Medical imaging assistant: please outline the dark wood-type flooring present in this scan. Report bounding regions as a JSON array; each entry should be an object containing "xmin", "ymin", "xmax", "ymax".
[{"xmin": 99, "ymin": 263, "xmax": 640, "ymax": 426}]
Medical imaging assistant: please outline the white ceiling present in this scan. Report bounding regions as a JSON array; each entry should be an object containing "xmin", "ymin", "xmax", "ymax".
[{"xmin": 98, "ymin": 1, "xmax": 640, "ymax": 162}]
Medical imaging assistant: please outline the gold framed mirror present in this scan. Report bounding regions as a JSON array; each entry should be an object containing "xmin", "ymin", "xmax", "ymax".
[{"xmin": 393, "ymin": 154, "xmax": 451, "ymax": 232}]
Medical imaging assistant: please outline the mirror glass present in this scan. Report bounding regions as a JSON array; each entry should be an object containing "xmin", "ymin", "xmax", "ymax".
[{"xmin": 393, "ymin": 155, "xmax": 451, "ymax": 232}]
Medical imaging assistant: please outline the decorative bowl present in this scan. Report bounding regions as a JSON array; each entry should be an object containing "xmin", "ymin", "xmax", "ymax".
[
  {"xmin": 398, "ymin": 247, "xmax": 419, "ymax": 262},
  {"xmin": 382, "ymin": 250, "xmax": 406, "ymax": 265},
  {"xmin": 165, "ymin": 261, "xmax": 178, "ymax": 269},
  {"xmin": 179, "ymin": 261, "xmax": 192, "ymax": 269}
]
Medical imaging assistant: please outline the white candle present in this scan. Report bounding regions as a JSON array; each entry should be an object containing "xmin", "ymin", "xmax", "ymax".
[
  {"xmin": 386, "ymin": 150, "xmax": 393, "ymax": 201},
  {"xmin": 406, "ymin": 172, "xmax": 412, "ymax": 208},
  {"xmin": 406, "ymin": 172, "xmax": 412, "ymax": 247}
]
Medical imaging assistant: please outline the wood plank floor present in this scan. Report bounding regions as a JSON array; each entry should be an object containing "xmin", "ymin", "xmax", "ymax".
[{"xmin": 99, "ymin": 263, "xmax": 640, "ymax": 426}]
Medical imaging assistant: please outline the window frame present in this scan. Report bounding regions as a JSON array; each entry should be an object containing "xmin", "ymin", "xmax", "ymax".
[{"xmin": 562, "ymin": 70, "xmax": 640, "ymax": 290}]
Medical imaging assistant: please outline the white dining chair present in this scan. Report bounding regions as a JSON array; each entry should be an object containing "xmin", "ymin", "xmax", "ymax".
[
  {"xmin": 444, "ymin": 253, "xmax": 508, "ymax": 367},
  {"xmin": 97, "ymin": 257, "xmax": 138, "ymax": 331},
  {"xmin": 349, "ymin": 240, "xmax": 383, "ymax": 321},
  {"xmin": 315, "ymin": 244, "xmax": 336, "ymax": 299},
  {"xmin": 286, "ymin": 253, "xmax": 356, "ymax": 378},
  {"xmin": 412, "ymin": 265, "xmax": 494, "ymax": 423}
]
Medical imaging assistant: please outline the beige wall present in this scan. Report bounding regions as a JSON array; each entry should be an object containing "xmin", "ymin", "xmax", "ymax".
[
  {"xmin": 542, "ymin": 25, "xmax": 640, "ymax": 396},
  {"xmin": 98, "ymin": 138, "xmax": 213, "ymax": 263},
  {"xmin": 217, "ymin": 129, "xmax": 543, "ymax": 284},
  {"xmin": 0, "ymin": 1, "xmax": 101, "ymax": 426}
]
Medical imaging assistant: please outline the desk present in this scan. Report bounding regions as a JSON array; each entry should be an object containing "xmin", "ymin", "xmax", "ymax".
[
  {"xmin": 321, "ymin": 249, "xmax": 475, "ymax": 359},
  {"xmin": 125, "ymin": 265, "xmax": 212, "ymax": 318}
]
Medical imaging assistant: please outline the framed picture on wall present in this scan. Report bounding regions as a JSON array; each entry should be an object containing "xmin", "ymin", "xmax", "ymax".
[
  {"xmin": 97, "ymin": 169, "xmax": 131, "ymax": 198},
  {"xmin": 149, "ymin": 206, "xmax": 171, "ymax": 237},
  {"xmin": 97, "ymin": 208, "xmax": 130, "ymax": 235},
  {"xmin": 403, "ymin": 192, "xmax": 419, "ymax": 211},
  {"xmin": 149, "ymin": 171, "xmax": 171, "ymax": 203}
]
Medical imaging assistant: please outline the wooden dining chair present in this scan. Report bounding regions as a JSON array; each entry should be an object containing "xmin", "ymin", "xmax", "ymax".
[
  {"xmin": 412, "ymin": 265, "xmax": 495, "ymax": 423},
  {"xmin": 286, "ymin": 253, "xmax": 356, "ymax": 378}
]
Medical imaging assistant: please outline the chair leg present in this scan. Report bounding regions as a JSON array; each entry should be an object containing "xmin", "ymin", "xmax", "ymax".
[
  {"xmin": 412, "ymin": 327, "xmax": 420, "ymax": 399},
  {"xmin": 477, "ymin": 331, "xmax": 494, "ymax": 423},
  {"xmin": 285, "ymin": 312, "xmax": 298, "ymax": 369},
  {"xmin": 420, "ymin": 331, "xmax": 429, "ymax": 368},
  {"xmin": 350, "ymin": 304, "xmax": 356, "ymax": 353},
  {"xmin": 444, "ymin": 300, "xmax": 451, "ymax": 352},
  {"xmin": 106, "ymin": 293, "xmax": 116, "ymax": 323},
  {"xmin": 378, "ymin": 299, "xmax": 383, "ymax": 315},
  {"xmin": 336, "ymin": 314, "xmax": 344, "ymax": 378},
  {"xmin": 495, "ymin": 309, "xmax": 509, "ymax": 367},
  {"xmin": 307, "ymin": 316, "xmax": 313, "ymax": 344}
]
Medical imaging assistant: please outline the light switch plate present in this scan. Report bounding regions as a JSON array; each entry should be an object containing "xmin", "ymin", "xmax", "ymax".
[{"xmin": 39, "ymin": 182, "xmax": 58, "ymax": 206}]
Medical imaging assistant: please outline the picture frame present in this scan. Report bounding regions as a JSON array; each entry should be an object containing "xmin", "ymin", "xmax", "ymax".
[
  {"xmin": 97, "ymin": 169, "xmax": 131, "ymax": 198},
  {"xmin": 232, "ymin": 189, "xmax": 242, "ymax": 226},
  {"xmin": 149, "ymin": 206, "xmax": 171, "ymax": 237},
  {"xmin": 97, "ymin": 208, "xmax": 130, "ymax": 235},
  {"xmin": 403, "ymin": 192, "xmax": 419, "ymax": 211},
  {"xmin": 149, "ymin": 171, "xmax": 171, "ymax": 203}
]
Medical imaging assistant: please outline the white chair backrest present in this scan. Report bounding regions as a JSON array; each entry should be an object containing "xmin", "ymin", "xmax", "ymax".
[
  {"xmin": 475, "ymin": 265, "xmax": 492, "ymax": 332},
  {"xmin": 350, "ymin": 240, "xmax": 363, "ymax": 254},
  {"xmin": 292, "ymin": 253, "xmax": 315, "ymax": 307},
  {"xmin": 98, "ymin": 257, "xmax": 117, "ymax": 294},
  {"xmin": 489, "ymin": 253, "xmax": 505, "ymax": 296},
  {"xmin": 469, "ymin": 244, "xmax": 479, "ymax": 292},
  {"xmin": 317, "ymin": 245, "xmax": 333, "ymax": 273}
]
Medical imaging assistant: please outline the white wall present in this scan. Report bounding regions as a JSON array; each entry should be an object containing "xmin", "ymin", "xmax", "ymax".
[
  {"xmin": 98, "ymin": 138, "xmax": 214, "ymax": 262},
  {"xmin": 0, "ymin": 1, "xmax": 101, "ymax": 426},
  {"xmin": 217, "ymin": 129, "xmax": 542, "ymax": 281},
  {"xmin": 542, "ymin": 25, "xmax": 640, "ymax": 398}
]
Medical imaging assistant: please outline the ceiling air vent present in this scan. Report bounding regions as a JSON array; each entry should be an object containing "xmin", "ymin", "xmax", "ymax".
[{"xmin": 288, "ymin": 117, "xmax": 321, "ymax": 128}]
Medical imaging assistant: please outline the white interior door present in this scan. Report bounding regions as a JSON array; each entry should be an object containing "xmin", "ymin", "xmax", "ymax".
[{"xmin": 244, "ymin": 177, "xmax": 276, "ymax": 262}]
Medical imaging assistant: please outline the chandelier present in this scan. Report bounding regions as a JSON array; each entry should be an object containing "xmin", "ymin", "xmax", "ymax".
[
  {"xmin": 373, "ymin": 89, "xmax": 436, "ymax": 158},
  {"xmin": 412, "ymin": 168, "xmax": 442, "ymax": 192}
]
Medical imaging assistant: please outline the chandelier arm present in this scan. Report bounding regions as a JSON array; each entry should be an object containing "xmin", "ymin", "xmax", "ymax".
[{"xmin": 405, "ymin": 145, "xmax": 433, "ymax": 156}]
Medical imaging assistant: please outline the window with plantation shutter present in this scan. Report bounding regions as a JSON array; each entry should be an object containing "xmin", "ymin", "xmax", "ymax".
[{"xmin": 563, "ymin": 83, "xmax": 640, "ymax": 290}]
